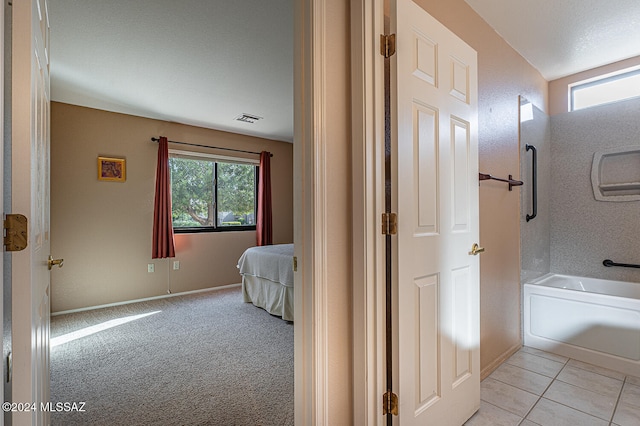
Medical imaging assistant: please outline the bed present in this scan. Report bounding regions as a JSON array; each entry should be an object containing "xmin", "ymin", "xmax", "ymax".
[{"xmin": 237, "ymin": 244, "xmax": 295, "ymax": 321}]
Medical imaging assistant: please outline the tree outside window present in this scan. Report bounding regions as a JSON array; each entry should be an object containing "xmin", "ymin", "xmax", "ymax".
[{"xmin": 170, "ymin": 155, "xmax": 257, "ymax": 231}]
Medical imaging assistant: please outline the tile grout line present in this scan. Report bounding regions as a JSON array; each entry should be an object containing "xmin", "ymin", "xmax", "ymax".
[
  {"xmin": 551, "ymin": 369, "xmax": 626, "ymax": 405},
  {"xmin": 483, "ymin": 348, "xmax": 633, "ymax": 426},
  {"xmin": 519, "ymin": 355, "xmax": 570, "ymax": 423},
  {"xmin": 537, "ymin": 396, "xmax": 619, "ymax": 423},
  {"xmin": 609, "ymin": 376, "xmax": 625, "ymax": 425},
  {"xmin": 476, "ymin": 399, "xmax": 527, "ymax": 424},
  {"xmin": 533, "ymin": 357, "xmax": 629, "ymax": 423},
  {"xmin": 478, "ymin": 381, "xmax": 534, "ymax": 419}
]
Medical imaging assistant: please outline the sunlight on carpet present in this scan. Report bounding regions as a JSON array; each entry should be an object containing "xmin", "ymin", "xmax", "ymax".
[{"xmin": 51, "ymin": 311, "xmax": 161, "ymax": 348}]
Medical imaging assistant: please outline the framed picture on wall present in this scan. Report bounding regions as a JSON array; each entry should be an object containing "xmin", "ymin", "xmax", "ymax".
[{"xmin": 97, "ymin": 156, "xmax": 126, "ymax": 182}]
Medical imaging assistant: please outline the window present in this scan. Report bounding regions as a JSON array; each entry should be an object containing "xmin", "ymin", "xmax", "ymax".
[
  {"xmin": 570, "ymin": 67, "xmax": 640, "ymax": 111},
  {"xmin": 169, "ymin": 151, "xmax": 258, "ymax": 232}
]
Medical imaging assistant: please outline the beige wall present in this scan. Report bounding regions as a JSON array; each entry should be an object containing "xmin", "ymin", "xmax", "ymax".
[
  {"xmin": 549, "ymin": 55, "xmax": 640, "ymax": 115},
  {"xmin": 414, "ymin": 0, "xmax": 548, "ymax": 374},
  {"xmin": 50, "ymin": 102, "xmax": 293, "ymax": 313}
]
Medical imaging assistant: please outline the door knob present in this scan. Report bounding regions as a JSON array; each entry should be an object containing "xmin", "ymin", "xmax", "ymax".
[
  {"xmin": 468, "ymin": 243, "xmax": 485, "ymax": 256},
  {"xmin": 48, "ymin": 255, "xmax": 64, "ymax": 270}
]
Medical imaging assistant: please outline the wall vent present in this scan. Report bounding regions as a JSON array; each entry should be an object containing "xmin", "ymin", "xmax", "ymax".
[{"xmin": 234, "ymin": 113, "xmax": 263, "ymax": 124}]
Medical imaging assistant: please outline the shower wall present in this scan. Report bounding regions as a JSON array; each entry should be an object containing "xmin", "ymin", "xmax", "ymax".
[
  {"xmin": 549, "ymin": 97, "xmax": 640, "ymax": 283},
  {"xmin": 520, "ymin": 101, "xmax": 551, "ymax": 283}
]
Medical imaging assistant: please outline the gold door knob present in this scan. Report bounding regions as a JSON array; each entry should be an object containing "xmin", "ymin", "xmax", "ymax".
[
  {"xmin": 468, "ymin": 243, "xmax": 485, "ymax": 256},
  {"xmin": 48, "ymin": 255, "xmax": 64, "ymax": 270}
]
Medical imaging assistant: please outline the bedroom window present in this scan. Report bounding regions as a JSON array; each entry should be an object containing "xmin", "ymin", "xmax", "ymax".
[{"xmin": 169, "ymin": 151, "xmax": 258, "ymax": 233}]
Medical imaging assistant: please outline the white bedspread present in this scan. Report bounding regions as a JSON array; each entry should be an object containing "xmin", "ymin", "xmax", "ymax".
[{"xmin": 237, "ymin": 244, "xmax": 295, "ymax": 287}]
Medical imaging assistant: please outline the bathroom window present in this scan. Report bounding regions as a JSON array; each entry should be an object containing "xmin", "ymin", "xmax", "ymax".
[{"xmin": 570, "ymin": 67, "xmax": 640, "ymax": 111}]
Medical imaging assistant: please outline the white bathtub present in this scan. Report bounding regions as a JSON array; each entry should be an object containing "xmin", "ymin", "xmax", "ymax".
[{"xmin": 524, "ymin": 273, "xmax": 640, "ymax": 376}]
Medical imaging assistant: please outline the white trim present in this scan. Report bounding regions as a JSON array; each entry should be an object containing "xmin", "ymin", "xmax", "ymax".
[
  {"xmin": 168, "ymin": 149, "xmax": 260, "ymax": 165},
  {"xmin": 311, "ymin": 1, "xmax": 329, "ymax": 424},
  {"xmin": 51, "ymin": 283, "xmax": 242, "ymax": 316},
  {"xmin": 351, "ymin": 0, "xmax": 386, "ymax": 424},
  {"xmin": 294, "ymin": 0, "xmax": 329, "ymax": 424},
  {"xmin": 293, "ymin": 0, "xmax": 308, "ymax": 423}
]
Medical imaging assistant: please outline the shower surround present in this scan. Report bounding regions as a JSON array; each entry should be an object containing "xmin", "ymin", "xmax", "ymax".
[
  {"xmin": 549, "ymin": 97, "xmax": 640, "ymax": 283},
  {"xmin": 519, "ymin": 97, "xmax": 640, "ymax": 376}
]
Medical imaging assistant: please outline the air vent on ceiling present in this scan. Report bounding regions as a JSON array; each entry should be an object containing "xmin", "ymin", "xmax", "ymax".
[{"xmin": 234, "ymin": 113, "xmax": 263, "ymax": 124}]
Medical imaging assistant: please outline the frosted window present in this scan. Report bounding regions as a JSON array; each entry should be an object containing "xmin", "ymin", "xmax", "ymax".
[{"xmin": 571, "ymin": 69, "xmax": 640, "ymax": 111}]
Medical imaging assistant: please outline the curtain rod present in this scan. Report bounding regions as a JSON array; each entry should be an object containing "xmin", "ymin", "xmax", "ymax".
[{"xmin": 150, "ymin": 137, "xmax": 272, "ymax": 157}]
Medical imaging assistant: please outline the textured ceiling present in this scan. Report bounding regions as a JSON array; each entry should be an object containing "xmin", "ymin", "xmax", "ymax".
[
  {"xmin": 464, "ymin": 0, "xmax": 640, "ymax": 80},
  {"xmin": 49, "ymin": 0, "xmax": 294, "ymax": 142},
  {"xmin": 50, "ymin": 1, "xmax": 640, "ymax": 144}
]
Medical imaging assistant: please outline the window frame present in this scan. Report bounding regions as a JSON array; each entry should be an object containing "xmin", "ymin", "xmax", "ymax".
[
  {"xmin": 169, "ymin": 149, "xmax": 259, "ymax": 234},
  {"xmin": 569, "ymin": 66, "xmax": 640, "ymax": 112}
]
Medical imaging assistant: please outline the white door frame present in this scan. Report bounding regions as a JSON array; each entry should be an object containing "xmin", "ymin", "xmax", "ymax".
[
  {"xmin": 350, "ymin": 0, "xmax": 386, "ymax": 424},
  {"xmin": 295, "ymin": 0, "xmax": 386, "ymax": 424},
  {"xmin": 294, "ymin": 0, "xmax": 328, "ymax": 424}
]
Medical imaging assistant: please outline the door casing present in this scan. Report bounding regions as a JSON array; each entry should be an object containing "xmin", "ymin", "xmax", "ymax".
[{"xmin": 351, "ymin": 0, "xmax": 388, "ymax": 424}]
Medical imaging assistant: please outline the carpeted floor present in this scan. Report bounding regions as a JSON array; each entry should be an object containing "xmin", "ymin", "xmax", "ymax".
[{"xmin": 50, "ymin": 286, "xmax": 294, "ymax": 426}]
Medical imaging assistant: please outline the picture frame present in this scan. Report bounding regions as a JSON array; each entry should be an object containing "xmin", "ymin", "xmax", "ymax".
[{"xmin": 97, "ymin": 156, "xmax": 126, "ymax": 182}]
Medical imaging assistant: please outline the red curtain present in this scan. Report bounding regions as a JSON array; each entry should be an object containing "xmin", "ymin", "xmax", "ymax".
[
  {"xmin": 152, "ymin": 136, "xmax": 176, "ymax": 258},
  {"xmin": 257, "ymin": 151, "xmax": 273, "ymax": 246}
]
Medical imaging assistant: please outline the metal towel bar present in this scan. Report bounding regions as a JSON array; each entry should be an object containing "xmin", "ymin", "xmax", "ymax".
[{"xmin": 478, "ymin": 173, "xmax": 523, "ymax": 191}]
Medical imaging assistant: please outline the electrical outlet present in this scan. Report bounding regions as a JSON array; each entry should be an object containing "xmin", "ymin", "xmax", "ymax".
[
  {"xmin": 173, "ymin": 261, "xmax": 180, "ymax": 270},
  {"xmin": 148, "ymin": 263, "xmax": 155, "ymax": 273}
]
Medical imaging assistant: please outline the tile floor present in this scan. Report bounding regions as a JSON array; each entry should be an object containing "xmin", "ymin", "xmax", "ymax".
[{"xmin": 465, "ymin": 346, "xmax": 640, "ymax": 426}]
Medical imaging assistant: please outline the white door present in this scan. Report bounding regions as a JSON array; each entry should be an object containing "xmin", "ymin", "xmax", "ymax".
[
  {"xmin": 393, "ymin": 1, "xmax": 480, "ymax": 424},
  {"xmin": 12, "ymin": 0, "xmax": 51, "ymax": 424}
]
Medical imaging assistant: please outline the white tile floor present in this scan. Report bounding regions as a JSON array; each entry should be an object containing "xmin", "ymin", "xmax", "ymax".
[{"xmin": 465, "ymin": 346, "xmax": 640, "ymax": 426}]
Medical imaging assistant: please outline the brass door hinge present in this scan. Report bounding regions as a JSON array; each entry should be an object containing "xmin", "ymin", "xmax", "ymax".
[
  {"xmin": 380, "ymin": 34, "xmax": 396, "ymax": 58},
  {"xmin": 4, "ymin": 214, "xmax": 28, "ymax": 252},
  {"xmin": 382, "ymin": 212, "xmax": 397, "ymax": 235},
  {"xmin": 292, "ymin": 256, "xmax": 298, "ymax": 272},
  {"xmin": 383, "ymin": 390, "xmax": 398, "ymax": 415}
]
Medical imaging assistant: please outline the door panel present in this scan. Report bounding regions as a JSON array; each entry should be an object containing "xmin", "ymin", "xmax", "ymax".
[
  {"xmin": 451, "ymin": 117, "xmax": 470, "ymax": 232},
  {"xmin": 393, "ymin": 1, "xmax": 479, "ymax": 424},
  {"xmin": 414, "ymin": 273, "xmax": 439, "ymax": 410},
  {"xmin": 414, "ymin": 104, "xmax": 438, "ymax": 235}
]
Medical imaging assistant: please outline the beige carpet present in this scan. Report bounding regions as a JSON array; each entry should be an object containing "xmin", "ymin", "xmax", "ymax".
[{"xmin": 50, "ymin": 286, "xmax": 294, "ymax": 426}]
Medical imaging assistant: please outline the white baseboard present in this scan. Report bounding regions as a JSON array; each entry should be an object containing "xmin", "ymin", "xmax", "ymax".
[
  {"xmin": 480, "ymin": 342, "xmax": 522, "ymax": 380},
  {"xmin": 52, "ymin": 283, "xmax": 242, "ymax": 316}
]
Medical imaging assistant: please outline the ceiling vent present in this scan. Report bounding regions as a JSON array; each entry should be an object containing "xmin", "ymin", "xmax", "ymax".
[{"xmin": 234, "ymin": 113, "xmax": 263, "ymax": 124}]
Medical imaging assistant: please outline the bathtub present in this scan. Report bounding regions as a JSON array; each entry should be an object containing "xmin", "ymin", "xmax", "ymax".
[{"xmin": 524, "ymin": 273, "xmax": 640, "ymax": 376}]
